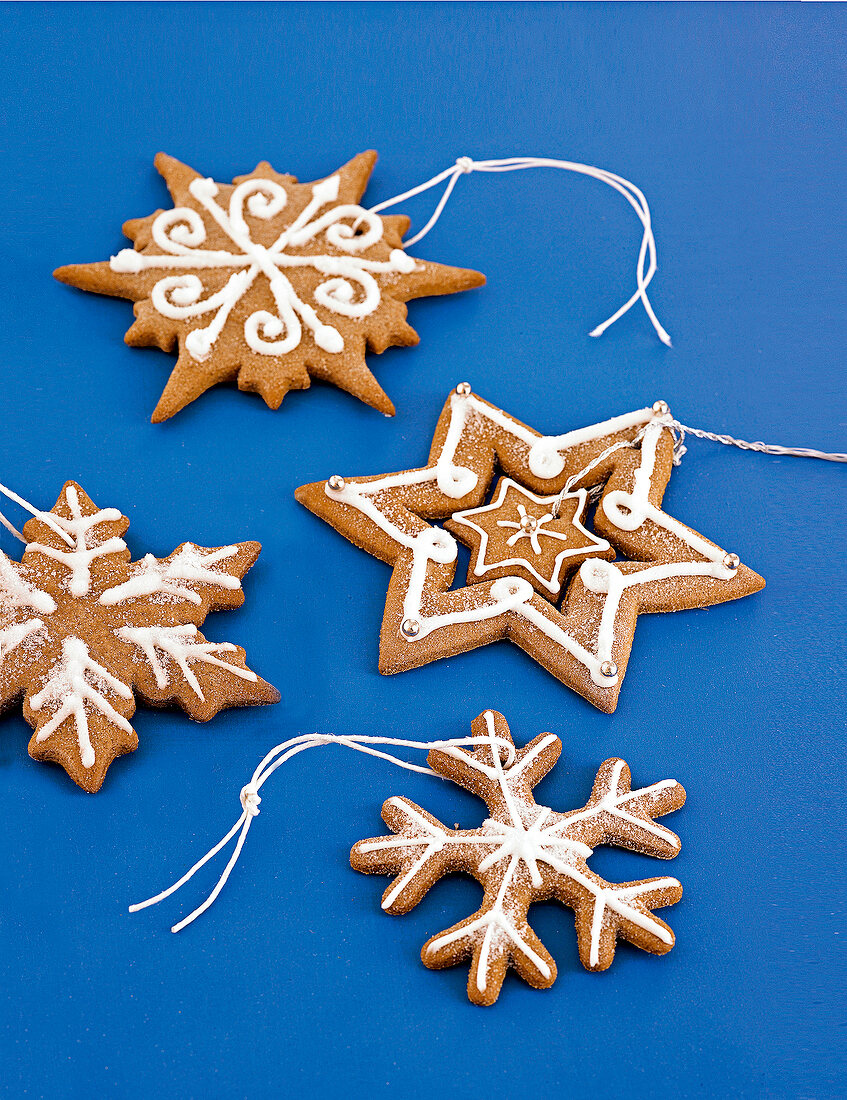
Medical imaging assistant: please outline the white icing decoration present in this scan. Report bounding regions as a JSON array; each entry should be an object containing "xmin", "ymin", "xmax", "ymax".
[
  {"xmin": 0, "ymin": 618, "xmax": 46, "ymax": 663},
  {"xmin": 100, "ymin": 544, "xmax": 241, "ymax": 606},
  {"xmin": 451, "ymin": 480, "xmax": 610, "ymax": 595},
  {"xmin": 0, "ymin": 551, "xmax": 56, "ymax": 613},
  {"xmin": 117, "ymin": 624, "xmax": 256, "ymax": 701},
  {"xmin": 110, "ymin": 172, "xmax": 419, "ymax": 361},
  {"xmin": 362, "ymin": 712, "xmax": 681, "ymax": 982},
  {"xmin": 26, "ymin": 485, "xmax": 125, "ymax": 598},
  {"xmin": 325, "ymin": 395, "xmax": 741, "ymax": 688},
  {"xmin": 30, "ymin": 637, "xmax": 134, "ymax": 769}
]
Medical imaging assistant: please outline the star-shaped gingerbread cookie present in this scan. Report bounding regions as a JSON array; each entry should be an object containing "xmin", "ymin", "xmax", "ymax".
[
  {"xmin": 295, "ymin": 387, "xmax": 765, "ymax": 712},
  {"xmin": 54, "ymin": 152, "xmax": 484, "ymax": 421},
  {"xmin": 446, "ymin": 478, "xmax": 613, "ymax": 598}
]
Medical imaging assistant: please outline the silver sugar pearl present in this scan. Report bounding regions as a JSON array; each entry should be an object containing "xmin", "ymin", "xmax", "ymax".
[
  {"xmin": 455, "ymin": 382, "xmax": 472, "ymax": 396},
  {"xmin": 401, "ymin": 618, "xmax": 421, "ymax": 639},
  {"xmin": 722, "ymin": 552, "xmax": 740, "ymax": 570},
  {"xmin": 600, "ymin": 660, "xmax": 618, "ymax": 679},
  {"xmin": 520, "ymin": 513, "xmax": 537, "ymax": 532},
  {"xmin": 652, "ymin": 400, "xmax": 670, "ymax": 416},
  {"xmin": 327, "ymin": 475, "xmax": 345, "ymax": 492}
]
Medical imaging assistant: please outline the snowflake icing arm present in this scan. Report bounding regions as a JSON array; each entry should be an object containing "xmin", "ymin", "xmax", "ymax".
[
  {"xmin": 351, "ymin": 711, "xmax": 686, "ymax": 1005},
  {"xmin": 98, "ymin": 540, "xmax": 263, "ymax": 619},
  {"xmin": 351, "ymin": 797, "xmax": 497, "ymax": 914},
  {"xmin": 23, "ymin": 636, "xmax": 138, "ymax": 791},
  {"xmin": 20, "ymin": 482, "xmax": 130, "ymax": 599},
  {"xmin": 0, "ymin": 551, "xmax": 53, "ymax": 708},
  {"xmin": 114, "ymin": 622, "xmax": 279, "ymax": 721}
]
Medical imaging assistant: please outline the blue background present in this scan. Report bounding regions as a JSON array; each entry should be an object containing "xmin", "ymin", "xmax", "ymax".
[{"xmin": 0, "ymin": 3, "xmax": 844, "ymax": 1097}]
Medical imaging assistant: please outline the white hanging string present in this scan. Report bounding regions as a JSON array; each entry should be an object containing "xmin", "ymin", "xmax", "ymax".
[
  {"xmin": 369, "ymin": 155, "xmax": 671, "ymax": 346},
  {"xmin": 129, "ymin": 730, "xmax": 518, "ymax": 934},
  {"xmin": 0, "ymin": 480, "xmax": 75, "ymax": 546}
]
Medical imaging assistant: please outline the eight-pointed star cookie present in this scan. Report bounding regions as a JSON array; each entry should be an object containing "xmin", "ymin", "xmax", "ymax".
[
  {"xmin": 352, "ymin": 709, "xmax": 686, "ymax": 1005},
  {"xmin": 0, "ymin": 482, "xmax": 279, "ymax": 791},
  {"xmin": 54, "ymin": 151, "xmax": 484, "ymax": 422},
  {"xmin": 445, "ymin": 477, "xmax": 613, "ymax": 598},
  {"xmin": 295, "ymin": 387, "xmax": 765, "ymax": 712}
]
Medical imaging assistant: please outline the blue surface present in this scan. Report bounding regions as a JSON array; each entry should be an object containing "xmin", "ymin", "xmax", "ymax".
[{"xmin": 0, "ymin": 3, "xmax": 844, "ymax": 1097}]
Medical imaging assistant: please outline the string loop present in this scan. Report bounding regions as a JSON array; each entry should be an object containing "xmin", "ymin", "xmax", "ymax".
[
  {"xmin": 129, "ymin": 731, "xmax": 517, "ymax": 934},
  {"xmin": 369, "ymin": 154, "xmax": 671, "ymax": 346}
]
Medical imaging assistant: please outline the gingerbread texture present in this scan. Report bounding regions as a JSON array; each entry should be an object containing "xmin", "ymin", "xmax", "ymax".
[
  {"xmin": 0, "ymin": 482, "xmax": 279, "ymax": 791},
  {"xmin": 352, "ymin": 710, "xmax": 685, "ymax": 1005},
  {"xmin": 296, "ymin": 388, "xmax": 765, "ymax": 711},
  {"xmin": 54, "ymin": 152, "xmax": 484, "ymax": 421}
]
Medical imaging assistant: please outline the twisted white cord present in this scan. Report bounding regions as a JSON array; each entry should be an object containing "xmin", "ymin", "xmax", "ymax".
[
  {"xmin": 128, "ymin": 731, "xmax": 517, "ymax": 934},
  {"xmin": 369, "ymin": 155, "xmax": 671, "ymax": 345},
  {"xmin": 668, "ymin": 420, "xmax": 847, "ymax": 463}
]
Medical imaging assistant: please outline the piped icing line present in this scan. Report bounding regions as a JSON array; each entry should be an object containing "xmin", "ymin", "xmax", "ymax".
[
  {"xmin": 418, "ymin": 712, "xmax": 679, "ymax": 984},
  {"xmin": 0, "ymin": 618, "xmax": 46, "ymax": 662},
  {"xmin": 110, "ymin": 173, "xmax": 418, "ymax": 361},
  {"xmin": 26, "ymin": 485, "xmax": 126, "ymax": 598},
  {"xmin": 0, "ymin": 551, "xmax": 57, "ymax": 614},
  {"xmin": 450, "ymin": 481, "xmax": 610, "ymax": 594},
  {"xmin": 117, "ymin": 624, "xmax": 257, "ymax": 701},
  {"xmin": 326, "ymin": 393, "xmax": 743, "ymax": 688},
  {"xmin": 30, "ymin": 637, "xmax": 133, "ymax": 769},
  {"xmin": 100, "ymin": 544, "xmax": 241, "ymax": 606}
]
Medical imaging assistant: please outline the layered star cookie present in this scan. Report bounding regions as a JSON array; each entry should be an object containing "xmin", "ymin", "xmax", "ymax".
[
  {"xmin": 295, "ymin": 387, "xmax": 765, "ymax": 711},
  {"xmin": 55, "ymin": 152, "xmax": 484, "ymax": 421}
]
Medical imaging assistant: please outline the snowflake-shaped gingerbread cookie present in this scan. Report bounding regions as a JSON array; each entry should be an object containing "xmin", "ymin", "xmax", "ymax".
[
  {"xmin": 54, "ymin": 152, "xmax": 484, "ymax": 421},
  {"xmin": 0, "ymin": 482, "xmax": 278, "ymax": 791},
  {"xmin": 352, "ymin": 710, "xmax": 685, "ymax": 1005},
  {"xmin": 296, "ymin": 387, "xmax": 765, "ymax": 711}
]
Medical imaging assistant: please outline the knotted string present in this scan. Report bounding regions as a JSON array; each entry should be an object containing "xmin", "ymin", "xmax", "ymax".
[
  {"xmin": 0, "ymin": 480, "xmax": 75, "ymax": 547},
  {"xmin": 369, "ymin": 155, "xmax": 671, "ymax": 346},
  {"xmin": 129, "ymin": 731, "xmax": 517, "ymax": 934}
]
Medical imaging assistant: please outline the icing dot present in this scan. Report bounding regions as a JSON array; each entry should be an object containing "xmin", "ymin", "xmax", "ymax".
[
  {"xmin": 580, "ymin": 559, "xmax": 613, "ymax": 594},
  {"xmin": 314, "ymin": 325, "xmax": 344, "ymax": 354},
  {"xmin": 110, "ymin": 249, "xmax": 143, "ymax": 274},
  {"xmin": 185, "ymin": 329, "xmax": 212, "ymax": 361},
  {"xmin": 437, "ymin": 464, "xmax": 478, "ymax": 499},
  {"xmin": 528, "ymin": 440, "xmax": 565, "ymax": 481},
  {"xmin": 389, "ymin": 249, "xmax": 416, "ymax": 273}
]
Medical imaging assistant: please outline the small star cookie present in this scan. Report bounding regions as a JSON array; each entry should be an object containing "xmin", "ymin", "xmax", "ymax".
[
  {"xmin": 446, "ymin": 478, "xmax": 613, "ymax": 598},
  {"xmin": 54, "ymin": 152, "xmax": 484, "ymax": 421}
]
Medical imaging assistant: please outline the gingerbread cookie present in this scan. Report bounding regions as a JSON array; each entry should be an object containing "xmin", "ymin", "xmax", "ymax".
[
  {"xmin": 0, "ymin": 482, "xmax": 278, "ymax": 791},
  {"xmin": 352, "ymin": 710, "xmax": 685, "ymax": 1005},
  {"xmin": 54, "ymin": 152, "xmax": 484, "ymax": 421},
  {"xmin": 296, "ymin": 388, "xmax": 765, "ymax": 711}
]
